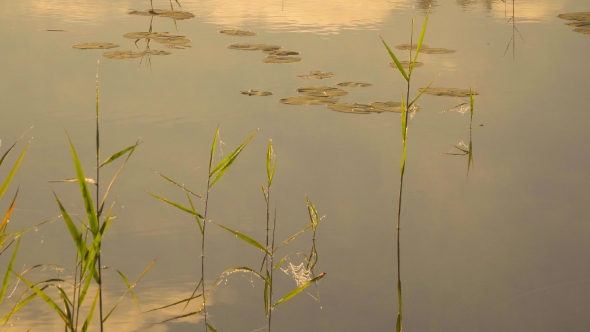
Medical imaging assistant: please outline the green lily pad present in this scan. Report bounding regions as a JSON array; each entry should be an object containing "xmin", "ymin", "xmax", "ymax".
[
  {"xmin": 263, "ymin": 49, "xmax": 300, "ymax": 56},
  {"xmin": 557, "ymin": 12, "xmax": 590, "ymax": 22},
  {"xmin": 328, "ymin": 103, "xmax": 381, "ymax": 114},
  {"xmin": 337, "ymin": 82, "xmax": 373, "ymax": 87},
  {"xmin": 144, "ymin": 50, "xmax": 172, "ymax": 55},
  {"xmin": 262, "ymin": 56, "xmax": 302, "ymax": 63},
  {"xmin": 240, "ymin": 90, "xmax": 273, "ymax": 96},
  {"xmin": 220, "ymin": 29, "xmax": 257, "ymax": 36},
  {"xmin": 73, "ymin": 43, "xmax": 119, "ymax": 50},
  {"xmin": 128, "ymin": 9, "xmax": 195, "ymax": 20},
  {"xmin": 123, "ymin": 32, "xmax": 170, "ymax": 39},
  {"xmin": 419, "ymin": 87, "xmax": 478, "ymax": 97},
  {"xmin": 297, "ymin": 86, "xmax": 348, "ymax": 97},
  {"xmin": 279, "ymin": 95, "xmax": 339, "ymax": 105},
  {"xmin": 419, "ymin": 48, "xmax": 456, "ymax": 54},
  {"xmin": 390, "ymin": 61, "xmax": 424, "ymax": 69},
  {"xmin": 297, "ymin": 71, "xmax": 335, "ymax": 79},
  {"xmin": 369, "ymin": 101, "xmax": 402, "ymax": 112},
  {"xmin": 153, "ymin": 36, "xmax": 191, "ymax": 45},
  {"xmin": 102, "ymin": 50, "xmax": 145, "ymax": 59},
  {"xmin": 573, "ymin": 27, "xmax": 590, "ymax": 34},
  {"xmin": 165, "ymin": 44, "xmax": 192, "ymax": 49},
  {"xmin": 228, "ymin": 43, "xmax": 281, "ymax": 51},
  {"xmin": 395, "ymin": 43, "xmax": 429, "ymax": 50}
]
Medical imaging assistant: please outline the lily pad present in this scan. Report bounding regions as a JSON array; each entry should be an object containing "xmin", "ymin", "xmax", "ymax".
[
  {"xmin": 240, "ymin": 90, "xmax": 273, "ymax": 96},
  {"xmin": 102, "ymin": 50, "xmax": 145, "ymax": 59},
  {"xmin": 262, "ymin": 56, "xmax": 302, "ymax": 64},
  {"xmin": 297, "ymin": 71, "xmax": 334, "ymax": 79},
  {"xmin": 123, "ymin": 32, "xmax": 170, "ymax": 39},
  {"xmin": 279, "ymin": 95, "xmax": 339, "ymax": 105},
  {"xmin": 566, "ymin": 21, "xmax": 590, "ymax": 27},
  {"xmin": 337, "ymin": 82, "xmax": 373, "ymax": 88},
  {"xmin": 573, "ymin": 27, "xmax": 590, "ymax": 34},
  {"xmin": 144, "ymin": 50, "xmax": 172, "ymax": 55},
  {"xmin": 557, "ymin": 12, "xmax": 590, "ymax": 22},
  {"xmin": 296, "ymin": 86, "xmax": 348, "ymax": 97},
  {"xmin": 419, "ymin": 87, "xmax": 478, "ymax": 98},
  {"xmin": 390, "ymin": 61, "xmax": 424, "ymax": 69},
  {"xmin": 219, "ymin": 29, "xmax": 256, "ymax": 36},
  {"xmin": 328, "ymin": 103, "xmax": 380, "ymax": 114},
  {"xmin": 228, "ymin": 43, "xmax": 281, "ymax": 51},
  {"xmin": 370, "ymin": 101, "xmax": 403, "ymax": 112},
  {"xmin": 263, "ymin": 49, "xmax": 300, "ymax": 56},
  {"xmin": 73, "ymin": 43, "xmax": 119, "ymax": 50},
  {"xmin": 419, "ymin": 48, "xmax": 456, "ymax": 54},
  {"xmin": 128, "ymin": 9, "xmax": 195, "ymax": 20},
  {"xmin": 153, "ymin": 36, "xmax": 191, "ymax": 45},
  {"xmin": 395, "ymin": 44, "xmax": 429, "ymax": 50},
  {"xmin": 165, "ymin": 44, "xmax": 192, "ymax": 49}
]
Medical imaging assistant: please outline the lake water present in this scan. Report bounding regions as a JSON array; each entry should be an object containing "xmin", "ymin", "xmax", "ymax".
[{"xmin": 1, "ymin": 0, "xmax": 590, "ymax": 331}]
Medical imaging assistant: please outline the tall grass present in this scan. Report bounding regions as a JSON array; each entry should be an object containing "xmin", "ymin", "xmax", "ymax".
[
  {"xmin": 148, "ymin": 127, "xmax": 256, "ymax": 331},
  {"xmin": 380, "ymin": 8, "xmax": 434, "ymax": 332}
]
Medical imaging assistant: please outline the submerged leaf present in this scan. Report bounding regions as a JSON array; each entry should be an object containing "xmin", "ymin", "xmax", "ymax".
[
  {"xmin": 336, "ymin": 82, "xmax": 373, "ymax": 88},
  {"xmin": 239, "ymin": 90, "xmax": 273, "ymax": 96},
  {"xmin": 419, "ymin": 87, "xmax": 478, "ymax": 98},
  {"xmin": 297, "ymin": 86, "xmax": 348, "ymax": 97},
  {"xmin": 127, "ymin": 9, "xmax": 195, "ymax": 20},
  {"xmin": 262, "ymin": 56, "xmax": 302, "ymax": 64},
  {"xmin": 102, "ymin": 50, "xmax": 145, "ymax": 59},
  {"xmin": 219, "ymin": 29, "xmax": 256, "ymax": 36},
  {"xmin": 73, "ymin": 43, "xmax": 119, "ymax": 50},
  {"xmin": 279, "ymin": 95, "xmax": 339, "ymax": 105}
]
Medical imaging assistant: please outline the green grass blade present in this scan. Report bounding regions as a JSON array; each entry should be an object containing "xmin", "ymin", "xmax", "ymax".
[
  {"xmin": 267, "ymin": 139, "xmax": 276, "ymax": 187},
  {"xmin": 411, "ymin": 76, "xmax": 438, "ymax": 107},
  {"xmin": 146, "ymin": 192, "xmax": 203, "ymax": 218},
  {"xmin": 0, "ymin": 189, "xmax": 18, "ymax": 236},
  {"xmin": 209, "ymin": 130, "xmax": 257, "ymax": 188},
  {"xmin": 182, "ymin": 278, "xmax": 202, "ymax": 312},
  {"xmin": 99, "ymin": 142, "xmax": 140, "ymax": 168},
  {"xmin": 48, "ymin": 178, "xmax": 97, "ymax": 185},
  {"xmin": 468, "ymin": 140, "xmax": 474, "ymax": 176},
  {"xmin": 186, "ymin": 192, "xmax": 203, "ymax": 235},
  {"xmin": 273, "ymin": 225, "xmax": 311, "ymax": 253},
  {"xmin": 215, "ymin": 223, "xmax": 270, "ymax": 255},
  {"xmin": 272, "ymin": 272, "xmax": 326, "ymax": 308},
  {"xmin": 0, "ymin": 237, "xmax": 20, "ymax": 307},
  {"xmin": 379, "ymin": 36, "xmax": 409, "ymax": 82},
  {"xmin": 401, "ymin": 95, "xmax": 407, "ymax": 141},
  {"xmin": 82, "ymin": 288, "xmax": 100, "ymax": 332},
  {"xmin": 143, "ymin": 294, "xmax": 202, "ymax": 313},
  {"xmin": 0, "ymin": 285, "xmax": 47, "ymax": 326},
  {"xmin": 470, "ymin": 87, "xmax": 476, "ymax": 118},
  {"xmin": 99, "ymin": 139, "xmax": 140, "ymax": 215},
  {"xmin": 66, "ymin": 135, "xmax": 99, "ymax": 236},
  {"xmin": 0, "ymin": 140, "xmax": 30, "ymax": 200},
  {"xmin": 53, "ymin": 192, "xmax": 85, "ymax": 257},
  {"xmin": 410, "ymin": 9, "xmax": 430, "ymax": 76},
  {"xmin": 154, "ymin": 170, "xmax": 201, "ymax": 198},
  {"xmin": 209, "ymin": 127, "xmax": 219, "ymax": 174},
  {"xmin": 206, "ymin": 323, "xmax": 218, "ymax": 332},
  {"xmin": 396, "ymin": 280, "xmax": 403, "ymax": 332}
]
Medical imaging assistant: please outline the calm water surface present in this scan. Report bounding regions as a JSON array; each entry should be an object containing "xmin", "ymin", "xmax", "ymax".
[{"xmin": 1, "ymin": 0, "xmax": 590, "ymax": 331}]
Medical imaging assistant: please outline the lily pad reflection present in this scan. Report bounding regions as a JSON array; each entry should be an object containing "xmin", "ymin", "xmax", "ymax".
[
  {"xmin": 128, "ymin": 9, "xmax": 195, "ymax": 20},
  {"xmin": 219, "ymin": 29, "xmax": 256, "ymax": 36},
  {"xmin": 102, "ymin": 50, "xmax": 145, "ymax": 59},
  {"xmin": 395, "ymin": 44, "xmax": 429, "ymax": 50},
  {"xmin": 337, "ymin": 82, "xmax": 373, "ymax": 88},
  {"xmin": 73, "ymin": 43, "xmax": 119, "ymax": 50},
  {"xmin": 279, "ymin": 95, "xmax": 339, "ymax": 105},
  {"xmin": 419, "ymin": 48, "xmax": 456, "ymax": 54},
  {"xmin": 228, "ymin": 44, "xmax": 281, "ymax": 51},
  {"xmin": 419, "ymin": 87, "xmax": 478, "ymax": 98},
  {"xmin": 240, "ymin": 90, "xmax": 273, "ymax": 96},
  {"xmin": 263, "ymin": 56, "xmax": 302, "ymax": 64},
  {"xmin": 297, "ymin": 86, "xmax": 348, "ymax": 97},
  {"xmin": 297, "ymin": 71, "xmax": 334, "ymax": 79}
]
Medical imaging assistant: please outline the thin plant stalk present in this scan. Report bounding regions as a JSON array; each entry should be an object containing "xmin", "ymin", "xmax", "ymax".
[{"xmin": 95, "ymin": 66, "xmax": 104, "ymax": 332}]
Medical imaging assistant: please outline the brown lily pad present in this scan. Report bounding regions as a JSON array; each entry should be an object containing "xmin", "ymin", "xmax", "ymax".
[
  {"xmin": 153, "ymin": 36, "xmax": 191, "ymax": 45},
  {"xmin": 370, "ymin": 101, "xmax": 403, "ymax": 112},
  {"xmin": 395, "ymin": 44, "xmax": 429, "ymax": 50},
  {"xmin": 263, "ymin": 49, "xmax": 300, "ymax": 56},
  {"xmin": 337, "ymin": 82, "xmax": 373, "ymax": 88},
  {"xmin": 328, "ymin": 103, "xmax": 381, "ymax": 114},
  {"xmin": 123, "ymin": 32, "xmax": 171, "ymax": 39},
  {"xmin": 573, "ymin": 27, "xmax": 590, "ymax": 34},
  {"xmin": 262, "ymin": 56, "xmax": 302, "ymax": 64},
  {"xmin": 220, "ymin": 29, "xmax": 257, "ymax": 36},
  {"xmin": 419, "ymin": 48, "xmax": 456, "ymax": 54},
  {"xmin": 228, "ymin": 43, "xmax": 281, "ymax": 51},
  {"xmin": 557, "ymin": 12, "xmax": 590, "ymax": 22},
  {"xmin": 165, "ymin": 44, "xmax": 192, "ymax": 49},
  {"xmin": 128, "ymin": 9, "xmax": 195, "ymax": 20},
  {"xmin": 297, "ymin": 71, "xmax": 335, "ymax": 79},
  {"xmin": 297, "ymin": 86, "xmax": 348, "ymax": 97},
  {"xmin": 419, "ymin": 87, "xmax": 478, "ymax": 98},
  {"xmin": 144, "ymin": 50, "xmax": 172, "ymax": 55},
  {"xmin": 279, "ymin": 95, "xmax": 339, "ymax": 105},
  {"xmin": 73, "ymin": 43, "xmax": 119, "ymax": 50},
  {"xmin": 102, "ymin": 50, "xmax": 145, "ymax": 59},
  {"xmin": 240, "ymin": 90, "xmax": 273, "ymax": 96}
]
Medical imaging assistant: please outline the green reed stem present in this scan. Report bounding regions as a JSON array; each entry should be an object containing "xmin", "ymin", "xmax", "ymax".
[{"xmin": 95, "ymin": 67, "xmax": 104, "ymax": 332}]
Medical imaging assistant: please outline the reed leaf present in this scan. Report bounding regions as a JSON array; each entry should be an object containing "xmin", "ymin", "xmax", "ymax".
[
  {"xmin": 99, "ymin": 142, "xmax": 140, "ymax": 168},
  {"xmin": 82, "ymin": 288, "xmax": 100, "ymax": 332},
  {"xmin": 0, "ymin": 237, "xmax": 20, "ymax": 307},
  {"xmin": 0, "ymin": 285, "xmax": 47, "ymax": 325},
  {"xmin": 0, "ymin": 189, "xmax": 18, "ymax": 236},
  {"xmin": 146, "ymin": 192, "xmax": 203, "ymax": 218},
  {"xmin": 99, "ymin": 139, "xmax": 140, "ymax": 215},
  {"xmin": 185, "ymin": 192, "xmax": 203, "ymax": 235},
  {"xmin": 143, "ymin": 294, "xmax": 202, "ymax": 313},
  {"xmin": 48, "ymin": 178, "xmax": 97, "ymax": 185},
  {"xmin": 273, "ymin": 225, "xmax": 311, "ymax": 253},
  {"xmin": 272, "ymin": 272, "xmax": 326, "ymax": 307},
  {"xmin": 410, "ymin": 9, "xmax": 430, "ymax": 76},
  {"xmin": 53, "ymin": 192, "xmax": 86, "ymax": 257},
  {"xmin": 206, "ymin": 323, "xmax": 218, "ymax": 332},
  {"xmin": 410, "ymin": 76, "xmax": 438, "ymax": 107},
  {"xmin": 215, "ymin": 223, "xmax": 270, "ymax": 255},
  {"xmin": 209, "ymin": 130, "xmax": 257, "ymax": 188},
  {"xmin": 209, "ymin": 127, "xmax": 219, "ymax": 174},
  {"xmin": 0, "ymin": 140, "xmax": 30, "ymax": 200},
  {"xmin": 380, "ymin": 36, "xmax": 409, "ymax": 82},
  {"xmin": 154, "ymin": 170, "xmax": 201, "ymax": 198}
]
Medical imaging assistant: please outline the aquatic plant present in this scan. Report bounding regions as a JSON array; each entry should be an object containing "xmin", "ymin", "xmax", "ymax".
[
  {"xmin": 380, "ymin": 7, "xmax": 435, "ymax": 331},
  {"xmin": 147, "ymin": 127, "xmax": 256, "ymax": 331}
]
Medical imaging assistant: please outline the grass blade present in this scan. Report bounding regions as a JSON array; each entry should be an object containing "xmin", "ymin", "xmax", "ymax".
[
  {"xmin": 411, "ymin": 75, "xmax": 438, "ymax": 107},
  {"xmin": 273, "ymin": 225, "xmax": 311, "ymax": 253},
  {"xmin": 99, "ymin": 139, "xmax": 140, "ymax": 215},
  {"xmin": 215, "ymin": 223, "xmax": 270, "ymax": 255},
  {"xmin": 209, "ymin": 127, "xmax": 219, "ymax": 174},
  {"xmin": 396, "ymin": 280, "xmax": 403, "ymax": 332},
  {"xmin": 154, "ymin": 170, "xmax": 201, "ymax": 198},
  {"xmin": 272, "ymin": 272, "xmax": 326, "ymax": 307},
  {"xmin": 380, "ymin": 36, "xmax": 409, "ymax": 82},
  {"xmin": 0, "ymin": 189, "xmax": 18, "ymax": 235},
  {"xmin": 209, "ymin": 130, "xmax": 257, "ymax": 188},
  {"xmin": 82, "ymin": 288, "xmax": 100, "ymax": 332},
  {"xmin": 0, "ymin": 285, "xmax": 47, "ymax": 325},
  {"xmin": 410, "ymin": 9, "xmax": 430, "ymax": 76},
  {"xmin": 0, "ymin": 237, "xmax": 20, "ymax": 307},
  {"xmin": 48, "ymin": 178, "xmax": 97, "ymax": 185},
  {"xmin": 206, "ymin": 323, "xmax": 218, "ymax": 332},
  {"xmin": 146, "ymin": 192, "xmax": 203, "ymax": 218},
  {"xmin": 143, "ymin": 294, "xmax": 202, "ymax": 313},
  {"xmin": 99, "ymin": 142, "xmax": 140, "ymax": 168},
  {"xmin": 0, "ymin": 140, "xmax": 30, "ymax": 200}
]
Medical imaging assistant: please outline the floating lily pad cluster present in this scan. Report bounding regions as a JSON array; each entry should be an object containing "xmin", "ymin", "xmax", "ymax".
[
  {"xmin": 225, "ymin": 32, "xmax": 302, "ymax": 64},
  {"xmin": 297, "ymin": 71, "xmax": 335, "ymax": 79},
  {"xmin": 72, "ymin": 43, "xmax": 120, "ymax": 50},
  {"xmin": 557, "ymin": 12, "xmax": 590, "ymax": 35},
  {"xmin": 239, "ymin": 90, "xmax": 273, "ymax": 96},
  {"xmin": 418, "ymin": 87, "xmax": 478, "ymax": 98}
]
